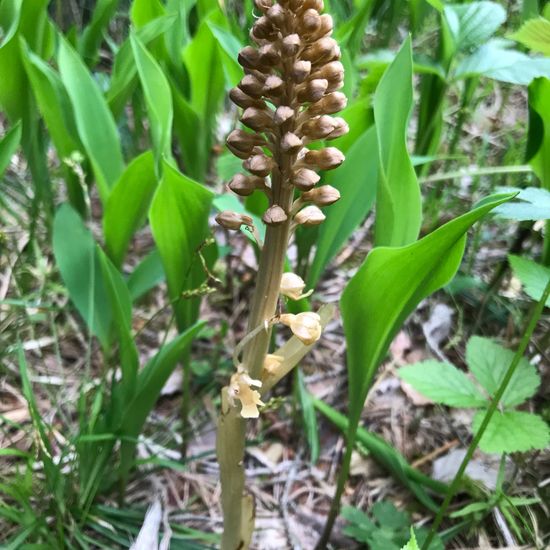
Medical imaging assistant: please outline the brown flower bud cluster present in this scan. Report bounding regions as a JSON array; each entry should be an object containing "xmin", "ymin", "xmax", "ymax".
[{"xmin": 217, "ymin": 0, "xmax": 348, "ymax": 232}]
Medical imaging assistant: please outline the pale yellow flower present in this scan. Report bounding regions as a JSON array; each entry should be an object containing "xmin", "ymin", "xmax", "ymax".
[
  {"xmin": 228, "ymin": 367, "xmax": 265, "ymax": 419},
  {"xmin": 279, "ymin": 312, "xmax": 322, "ymax": 346},
  {"xmin": 280, "ymin": 273, "xmax": 313, "ymax": 301}
]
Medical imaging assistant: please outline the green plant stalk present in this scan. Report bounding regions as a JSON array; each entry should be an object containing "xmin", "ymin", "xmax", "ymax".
[
  {"xmin": 421, "ymin": 276, "xmax": 550, "ymax": 550},
  {"xmin": 543, "ymin": 221, "xmax": 550, "ymax": 266},
  {"xmin": 421, "ymin": 165, "xmax": 533, "ymax": 185}
]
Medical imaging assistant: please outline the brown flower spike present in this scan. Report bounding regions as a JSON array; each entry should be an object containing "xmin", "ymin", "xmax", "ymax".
[{"xmin": 217, "ymin": 2, "xmax": 347, "ymax": 548}]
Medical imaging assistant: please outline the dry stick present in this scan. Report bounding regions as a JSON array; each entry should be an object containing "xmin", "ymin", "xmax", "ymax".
[{"xmin": 421, "ymin": 276, "xmax": 550, "ymax": 550}]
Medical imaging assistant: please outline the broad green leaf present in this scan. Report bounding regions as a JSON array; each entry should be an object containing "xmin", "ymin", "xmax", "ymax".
[
  {"xmin": 20, "ymin": 43, "xmax": 81, "ymax": 158},
  {"xmin": 342, "ymin": 193, "xmax": 513, "ymax": 424},
  {"xmin": 127, "ymin": 249, "xmax": 165, "ymax": 301},
  {"xmin": 399, "ymin": 361, "xmax": 487, "ymax": 407},
  {"xmin": 372, "ymin": 502, "xmax": 409, "ymax": 531},
  {"xmin": 0, "ymin": 121, "xmax": 21, "ymax": 179},
  {"xmin": 474, "ymin": 410, "xmax": 550, "ymax": 453},
  {"xmin": 130, "ymin": 0, "xmax": 165, "ymax": 27},
  {"xmin": 444, "ymin": 2, "xmax": 507, "ymax": 52},
  {"xmin": 494, "ymin": 186, "xmax": 550, "ymax": 220},
  {"xmin": 374, "ymin": 37, "xmax": 422, "ymax": 247},
  {"xmin": 79, "ymin": 0, "xmax": 120, "ymax": 66},
  {"xmin": 104, "ymin": 151, "xmax": 157, "ymax": 268},
  {"xmin": 455, "ymin": 40, "xmax": 550, "ymax": 84},
  {"xmin": 130, "ymin": 34, "xmax": 173, "ymax": 164},
  {"xmin": 107, "ymin": 14, "xmax": 176, "ymax": 118},
  {"xmin": 308, "ymin": 127, "xmax": 378, "ymax": 286},
  {"xmin": 527, "ymin": 78, "xmax": 550, "ymax": 189},
  {"xmin": 58, "ymin": 35, "xmax": 124, "ymax": 202},
  {"xmin": 53, "ymin": 204, "xmax": 111, "ymax": 349},
  {"xmin": 509, "ymin": 255, "xmax": 550, "ymax": 307},
  {"xmin": 466, "ymin": 336, "xmax": 541, "ymax": 407},
  {"xmin": 510, "ymin": 17, "xmax": 550, "ymax": 56},
  {"xmin": 118, "ymin": 323, "xmax": 204, "ymax": 480},
  {"xmin": 150, "ymin": 161, "xmax": 214, "ymax": 329},
  {"xmin": 335, "ymin": 96, "xmax": 373, "ymax": 154},
  {"xmin": 207, "ymin": 19, "xmax": 242, "ymax": 87},
  {"xmin": 296, "ymin": 370, "xmax": 320, "ymax": 464},
  {"xmin": 97, "ymin": 248, "xmax": 138, "ymax": 401}
]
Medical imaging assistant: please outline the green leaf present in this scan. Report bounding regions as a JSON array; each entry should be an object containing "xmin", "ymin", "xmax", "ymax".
[
  {"xmin": 118, "ymin": 323, "xmax": 204, "ymax": 476},
  {"xmin": 401, "ymin": 529, "xmax": 420, "ymax": 550},
  {"xmin": 0, "ymin": 120, "xmax": 21, "ymax": 179},
  {"xmin": 341, "ymin": 193, "xmax": 513, "ymax": 425},
  {"xmin": 296, "ymin": 370, "xmax": 320, "ymax": 464},
  {"xmin": 127, "ymin": 249, "xmax": 165, "ymax": 302},
  {"xmin": 107, "ymin": 14, "xmax": 176, "ymax": 118},
  {"xmin": 372, "ymin": 502, "xmax": 409, "ymax": 531},
  {"xmin": 510, "ymin": 17, "xmax": 550, "ymax": 56},
  {"xmin": 374, "ymin": 37, "xmax": 422, "ymax": 247},
  {"xmin": 444, "ymin": 2, "xmax": 507, "ymax": 52},
  {"xmin": 466, "ymin": 336, "xmax": 541, "ymax": 407},
  {"xmin": 398, "ymin": 361, "xmax": 488, "ymax": 407},
  {"xmin": 494, "ymin": 186, "xmax": 550, "ymax": 220},
  {"xmin": 473, "ymin": 410, "xmax": 550, "ymax": 453},
  {"xmin": 308, "ymin": 127, "xmax": 378, "ymax": 286},
  {"xmin": 130, "ymin": 33, "xmax": 173, "ymax": 165},
  {"xmin": 527, "ymin": 78, "xmax": 550, "ymax": 188},
  {"xmin": 509, "ymin": 255, "xmax": 550, "ymax": 307},
  {"xmin": 131, "ymin": 0, "xmax": 165, "ymax": 28},
  {"xmin": 79, "ymin": 0, "xmax": 120, "ymax": 66},
  {"xmin": 53, "ymin": 204, "xmax": 111, "ymax": 349},
  {"xmin": 57, "ymin": 35, "xmax": 124, "ymax": 203},
  {"xmin": 103, "ymin": 151, "xmax": 157, "ymax": 268},
  {"xmin": 149, "ymin": 161, "xmax": 214, "ymax": 329},
  {"xmin": 455, "ymin": 40, "xmax": 550, "ymax": 85}
]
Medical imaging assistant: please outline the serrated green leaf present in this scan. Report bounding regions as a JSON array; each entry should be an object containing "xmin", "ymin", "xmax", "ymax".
[
  {"xmin": 474, "ymin": 410, "xmax": 550, "ymax": 453},
  {"xmin": 374, "ymin": 37, "xmax": 422, "ymax": 247},
  {"xmin": 510, "ymin": 17, "xmax": 550, "ymax": 55},
  {"xmin": 455, "ymin": 40, "xmax": 550, "ymax": 84},
  {"xmin": 509, "ymin": 255, "xmax": 550, "ymax": 307},
  {"xmin": 400, "ymin": 529, "xmax": 420, "ymax": 550},
  {"xmin": 444, "ymin": 2, "xmax": 507, "ymax": 52},
  {"xmin": 103, "ymin": 151, "xmax": 157, "ymax": 268},
  {"xmin": 467, "ymin": 336, "xmax": 541, "ymax": 406},
  {"xmin": 372, "ymin": 502, "xmax": 409, "ymax": 530},
  {"xmin": 399, "ymin": 361, "xmax": 487, "ymax": 407},
  {"xmin": 495, "ymin": 187, "xmax": 550, "ymax": 220}
]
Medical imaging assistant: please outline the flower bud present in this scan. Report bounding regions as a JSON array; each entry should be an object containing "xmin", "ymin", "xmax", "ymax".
[
  {"xmin": 309, "ymin": 14, "xmax": 334, "ymax": 40},
  {"xmin": 239, "ymin": 74, "xmax": 265, "ymax": 97},
  {"xmin": 227, "ymin": 129, "xmax": 263, "ymax": 159},
  {"xmin": 255, "ymin": 0, "xmax": 273, "ymax": 10},
  {"xmin": 280, "ymin": 312, "xmax": 322, "ymax": 346},
  {"xmin": 299, "ymin": 9, "xmax": 321, "ymax": 35},
  {"xmin": 264, "ymin": 75, "xmax": 284, "ymax": 96},
  {"xmin": 241, "ymin": 107, "xmax": 273, "ymax": 132},
  {"xmin": 230, "ymin": 87, "xmax": 265, "ymax": 109},
  {"xmin": 301, "ymin": 0, "xmax": 324, "ymax": 11},
  {"xmin": 281, "ymin": 34, "xmax": 301, "ymax": 56},
  {"xmin": 281, "ymin": 132, "xmax": 303, "ymax": 154},
  {"xmin": 252, "ymin": 16, "xmax": 277, "ymax": 40},
  {"xmin": 292, "ymin": 60, "xmax": 312, "ymax": 83},
  {"xmin": 313, "ymin": 61, "xmax": 344, "ymax": 91},
  {"xmin": 297, "ymin": 78, "xmax": 329, "ymax": 103},
  {"xmin": 294, "ymin": 205, "xmax": 326, "ymax": 226},
  {"xmin": 266, "ymin": 4, "xmax": 286, "ymax": 27},
  {"xmin": 302, "ymin": 185, "xmax": 340, "ymax": 206},
  {"xmin": 280, "ymin": 272, "xmax": 307, "ymax": 300},
  {"xmin": 302, "ymin": 37, "xmax": 340, "ymax": 64},
  {"xmin": 229, "ymin": 174, "xmax": 265, "ymax": 196},
  {"xmin": 304, "ymin": 147, "xmax": 345, "ymax": 170},
  {"xmin": 308, "ymin": 92, "xmax": 347, "ymax": 115},
  {"xmin": 238, "ymin": 46, "xmax": 262, "ymax": 70},
  {"xmin": 326, "ymin": 117, "xmax": 349, "ymax": 139},
  {"xmin": 300, "ymin": 115, "xmax": 338, "ymax": 140},
  {"xmin": 259, "ymin": 43, "xmax": 281, "ymax": 65},
  {"xmin": 244, "ymin": 153, "xmax": 274, "ymax": 177},
  {"xmin": 263, "ymin": 205, "xmax": 288, "ymax": 226},
  {"xmin": 291, "ymin": 168, "xmax": 320, "ymax": 190},
  {"xmin": 289, "ymin": 0, "xmax": 304, "ymax": 11},
  {"xmin": 216, "ymin": 211, "xmax": 254, "ymax": 230},
  {"xmin": 274, "ymin": 106, "xmax": 295, "ymax": 125}
]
